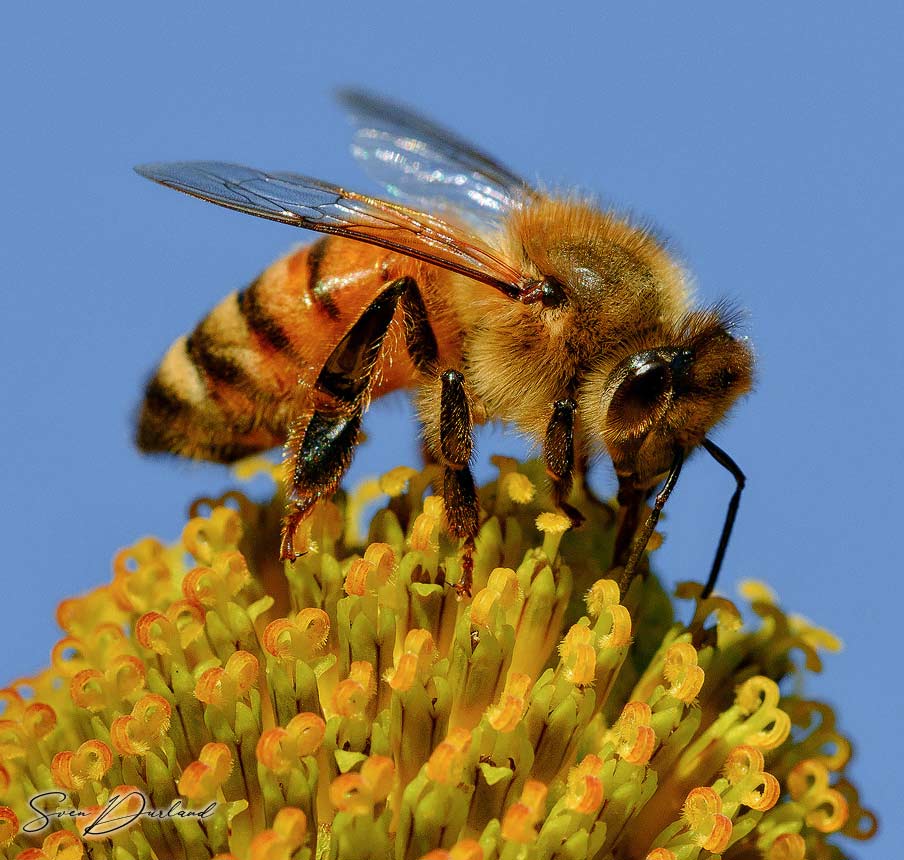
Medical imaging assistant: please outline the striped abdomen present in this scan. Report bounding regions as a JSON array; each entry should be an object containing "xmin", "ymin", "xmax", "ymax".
[{"xmin": 136, "ymin": 237, "xmax": 438, "ymax": 463}]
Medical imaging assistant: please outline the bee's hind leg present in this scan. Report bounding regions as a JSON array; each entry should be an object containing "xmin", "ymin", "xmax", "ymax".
[
  {"xmin": 280, "ymin": 279, "xmax": 408, "ymax": 560},
  {"xmin": 544, "ymin": 398, "xmax": 585, "ymax": 528}
]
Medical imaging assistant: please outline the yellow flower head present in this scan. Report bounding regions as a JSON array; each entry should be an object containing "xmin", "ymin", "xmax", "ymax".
[{"xmin": 0, "ymin": 458, "xmax": 876, "ymax": 859}]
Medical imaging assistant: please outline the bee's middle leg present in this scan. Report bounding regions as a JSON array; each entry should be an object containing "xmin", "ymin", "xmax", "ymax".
[
  {"xmin": 280, "ymin": 279, "xmax": 408, "ymax": 560},
  {"xmin": 437, "ymin": 369, "xmax": 479, "ymax": 596},
  {"xmin": 544, "ymin": 398, "xmax": 585, "ymax": 528},
  {"xmin": 399, "ymin": 282, "xmax": 479, "ymax": 595}
]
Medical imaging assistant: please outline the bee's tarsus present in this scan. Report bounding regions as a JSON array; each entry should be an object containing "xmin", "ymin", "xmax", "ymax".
[
  {"xmin": 618, "ymin": 450, "xmax": 685, "ymax": 595},
  {"xmin": 280, "ymin": 501, "xmax": 314, "ymax": 562},
  {"xmin": 454, "ymin": 537, "xmax": 476, "ymax": 598}
]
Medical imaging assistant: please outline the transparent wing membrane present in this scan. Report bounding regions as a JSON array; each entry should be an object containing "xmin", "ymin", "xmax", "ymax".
[
  {"xmin": 338, "ymin": 89, "xmax": 534, "ymax": 232},
  {"xmin": 135, "ymin": 161, "xmax": 529, "ymax": 297}
]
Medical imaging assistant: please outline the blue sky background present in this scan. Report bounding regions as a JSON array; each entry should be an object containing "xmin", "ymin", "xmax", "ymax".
[{"xmin": 1, "ymin": 3, "xmax": 900, "ymax": 853}]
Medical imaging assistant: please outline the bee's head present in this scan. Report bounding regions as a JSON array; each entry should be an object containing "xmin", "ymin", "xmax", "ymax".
[{"xmin": 589, "ymin": 308, "xmax": 754, "ymax": 486}]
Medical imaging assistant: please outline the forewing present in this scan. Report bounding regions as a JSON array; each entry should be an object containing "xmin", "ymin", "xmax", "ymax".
[
  {"xmin": 338, "ymin": 89, "xmax": 535, "ymax": 232},
  {"xmin": 135, "ymin": 161, "xmax": 530, "ymax": 297}
]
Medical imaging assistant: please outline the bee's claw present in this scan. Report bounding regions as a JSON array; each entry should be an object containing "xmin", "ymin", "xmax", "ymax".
[{"xmin": 280, "ymin": 501, "xmax": 313, "ymax": 562}]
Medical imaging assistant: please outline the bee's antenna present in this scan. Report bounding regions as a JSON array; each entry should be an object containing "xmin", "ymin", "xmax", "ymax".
[{"xmin": 700, "ymin": 439, "xmax": 746, "ymax": 598}]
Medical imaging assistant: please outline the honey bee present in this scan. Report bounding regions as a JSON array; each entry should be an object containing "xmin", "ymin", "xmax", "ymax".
[{"xmin": 135, "ymin": 90, "xmax": 753, "ymax": 597}]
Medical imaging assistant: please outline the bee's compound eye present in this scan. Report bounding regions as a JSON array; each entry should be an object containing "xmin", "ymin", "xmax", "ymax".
[
  {"xmin": 622, "ymin": 361, "xmax": 669, "ymax": 404},
  {"xmin": 609, "ymin": 360, "xmax": 671, "ymax": 425}
]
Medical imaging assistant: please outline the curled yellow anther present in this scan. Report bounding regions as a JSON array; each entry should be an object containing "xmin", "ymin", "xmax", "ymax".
[
  {"xmin": 249, "ymin": 807, "xmax": 308, "ymax": 860},
  {"xmin": 345, "ymin": 559, "xmax": 373, "ymax": 596},
  {"xmin": 787, "ymin": 760, "xmax": 849, "ymax": 833},
  {"xmin": 586, "ymin": 578, "xmax": 632, "ymax": 646},
  {"xmin": 486, "ymin": 673, "xmax": 532, "ymax": 732},
  {"xmin": 182, "ymin": 553, "xmax": 250, "ymax": 606},
  {"xmin": 501, "ymin": 780, "xmax": 547, "ymax": 844},
  {"xmin": 0, "ymin": 807, "xmax": 18, "ymax": 849},
  {"xmin": 69, "ymin": 655, "xmax": 146, "ymax": 711},
  {"xmin": 257, "ymin": 713, "xmax": 326, "ymax": 774},
  {"xmin": 387, "ymin": 629, "xmax": 435, "ymax": 691},
  {"xmin": 767, "ymin": 833, "xmax": 807, "ymax": 860},
  {"xmin": 682, "ymin": 786, "xmax": 732, "ymax": 852},
  {"xmin": 332, "ymin": 662, "xmax": 376, "ymax": 716},
  {"xmin": 20, "ymin": 702, "xmax": 57, "ymax": 741},
  {"xmin": 471, "ymin": 568, "xmax": 519, "ymax": 626},
  {"xmin": 329, "ymin": 756, "xmax": 394, "ymax": 815},
  {"xmin": 51, "ymin": 739, "xmax": 113, "ymax": 789},
  {"xmin": 135, "ymin": 611, "xmax": 181, "ymax": 656},
  {"xmin": 559, "ymin": 624, "xmax": 597, "ymax": 686},
  {"xmin": 26, "ymin": 829, "xmax": 85, "ymax": 859},
  {"xmin": 723, "ymin": 745, "xmax": 780, "ymax": 811},
  {"xmin": 165, "ymin": 600, "xmax": 207, "ymax": 650},
  {"xmin": 329, "ymin": 773, "xmax": 369, "ymax": 815},
  {"xmin": 379, "ymin": 465, "xmax": 419, "ymax": 496},
  {"xmin": 734, "ymin": 676, "xmax": 792, "ymax": 749},
  {"xmin": 611, "ymin": 701, "xmax": 656, "ymax": 765},
  {"xmin": 663, "ymin": 642, "xmax": 705, "ymax": 703},
  {"xmin": 194, "ymin": 651, "xmax": 259, "ymax": 707},
  {"xmin": 410, "ymin": 496, "xmax": 444, "ymax": 551},
  {"xmin": 272, "ymin": 806, "xmax": 308, "ymax": 846},
  {"xmin": 564, "ymin": 755, "xmax": 604, "ymax": 814},
  {"xmin": 421, "ymin": 838, "xmax": 484, "ymax": 860},
  {"xmin": 262, "ymin": 608, "xmax": 330, "ymax": 661},
  {"xmin": 426, "ymin": 727, "xmax": 472, "ymax": 785},
  {"xmin": 345, "ymin": 542, "xmax": 396, "ymax": 595},
  {"xmin": 486, "ymin": 567, "xmax": 520, "ymax": 603},
  {"xmin": 182, "ymin": 506, "xmax": 244, "ymax": 563},
  {"xmin": 109, "ymin": 694, "xmax": 171, "ymax": 756},
  {"xmin": 111, "ymin": 537, "xmax": 171, "ymax": 612},
  {"xmin": 739, "ymin": 580, "xmax": 777, "ymax": 603},
  {"xmin": 179, "ymin": 742, "xmax": 234, "ymax": 802},
  {"xmin": 361, "ymin": 754, "xmax": 395, "ymax": 802}
]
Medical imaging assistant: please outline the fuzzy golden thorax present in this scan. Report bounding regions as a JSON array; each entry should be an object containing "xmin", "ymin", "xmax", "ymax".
[{"xmin": 463, "ymin": 198, "xmax": 752, "ymax": 476}]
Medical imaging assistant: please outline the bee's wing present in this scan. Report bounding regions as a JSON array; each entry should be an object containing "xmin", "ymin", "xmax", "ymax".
[
  {"xmin": 135, "ymin": 161, "xmax": 531, "ymax": 298},
  {"xmin": 338, "ymin": 89, "xmax": 536, "ymax": 232}
]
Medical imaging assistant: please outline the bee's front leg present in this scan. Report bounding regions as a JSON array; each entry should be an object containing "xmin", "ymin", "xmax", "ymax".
[
  {"xmin": 280, "ymin": 279, "xmax": 408, "ymax": 560},
  {"xmin": 544, "ymin": 398, "xmax": 585, "ymax": 528},
  {"xmin": 613, "ymin": 450, "xmax": 685, "ymax": 595}
]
